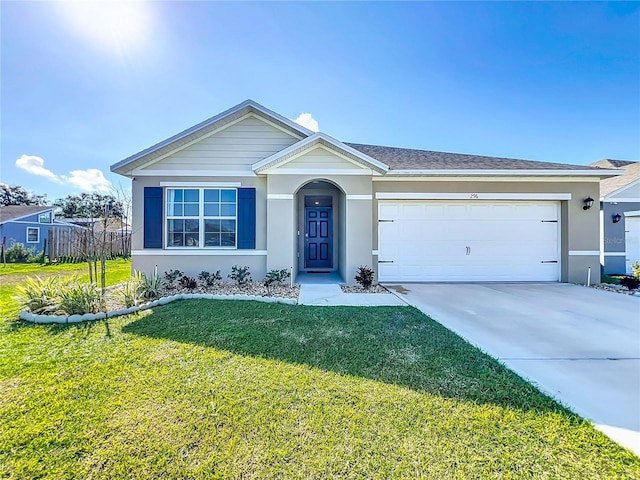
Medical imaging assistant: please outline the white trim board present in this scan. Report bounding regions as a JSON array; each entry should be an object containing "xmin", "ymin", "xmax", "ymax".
[
  {"xmin": 375, "ymin": 193, "xmax": 572, "ymax": 200},
  {"xmin": 568, "ymin": 251, "xmax": 600, "ymax": 256},
  {"xmin": 132, "ymin": 249, "xmax": 268, "ymax": 256},
  {"xmin": 261, "ymin": 168, "xmax": 377, "ymax": 176},
  {"xmin": 603, "ymin": 198, "xmax": 640, "ymax": 203},
  {"xmin": 267, "ymin": 194, "xmax": 294, "ymax": 200},
  {"xmin": 131, "ymin": 170, "xmax": 256, "ymax": 177},
  {"xmin": 603, "ymin": 252, "xmax": 626, "ymax": 256},
  {"xmin": 624, "ymin": 210, "xmax": 640, "ymax": 217},
  {"xmin": 383, "ymin": 169, "xmax": 619, "ymax": 177},
  {"xmin": 160, "ymin": 182, "xmax": 242, "ymax": 187},
  {"xmin": 372, "ymin": 176, "xmax": 601, "ymax": 183}
]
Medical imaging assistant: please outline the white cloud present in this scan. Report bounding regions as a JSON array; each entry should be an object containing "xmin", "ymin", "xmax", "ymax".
[
  {"xmin": 62, "ymin": 169, "xmax": 112, "ymax": 192},
  {"xmin": 15, "ymin": 154, "xmax": 112, "ymax": 192},
  {"xmin": 15, "ymin": 154, "xmax": 60, "ymax": 181},
  {"xmin": 293, "ymin": 113, "xmax": 319, "ymax": 132}
]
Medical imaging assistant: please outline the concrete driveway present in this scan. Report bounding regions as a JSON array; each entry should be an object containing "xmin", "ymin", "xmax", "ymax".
[{"xmin": 387, "ymin": 283, "xmax": 640, "ymax": 455}]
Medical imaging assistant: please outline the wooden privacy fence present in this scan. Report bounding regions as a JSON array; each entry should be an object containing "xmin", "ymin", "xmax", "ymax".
[{"xmin": 48, "ymin": 228, "xmax": 131, "ymax": 262}]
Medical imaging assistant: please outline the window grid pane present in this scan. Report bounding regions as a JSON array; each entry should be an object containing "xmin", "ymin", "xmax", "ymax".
[{"xmin": 166, "ymin": 188, "xmax": 237, "ymax": 248}]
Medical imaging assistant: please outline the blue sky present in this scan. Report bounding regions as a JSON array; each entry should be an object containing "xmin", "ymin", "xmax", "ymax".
[{"xmin": 2, "ymin": 1, "xmax": 639, "ymax": 202}]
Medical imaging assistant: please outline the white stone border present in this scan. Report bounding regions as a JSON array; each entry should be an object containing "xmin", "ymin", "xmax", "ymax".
[{"xmin": 19, "ymin": 293, "xmax": 298, "ymax": 324}]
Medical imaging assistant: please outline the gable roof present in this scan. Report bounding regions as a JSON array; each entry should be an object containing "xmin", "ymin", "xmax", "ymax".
[
  {"xmin": 111, "ymin": 100, "xmax": 313, "ymax": 175},
  {"xmin": 0, "ymin": 205, "xmax": 52, "ymax": 224},
  {"xmin": 597, "ymin": 161, "xmax": 640, "ymax": 198},
  {"xmin": 347, "ymin": 143, "xmax": 619, "ymax": 176},
  {"xmin": 589, "ymin": 158, "xmax": 637, "ymax": 169},
  {"xmin": 253, "ymin": 133, "xmax": 389, "ymax": 174}
]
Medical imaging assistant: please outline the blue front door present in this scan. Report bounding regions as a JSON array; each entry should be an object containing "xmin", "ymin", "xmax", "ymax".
[{"xmin": 305, "ymin": 206, "xmax": 332, "ymax": 269}]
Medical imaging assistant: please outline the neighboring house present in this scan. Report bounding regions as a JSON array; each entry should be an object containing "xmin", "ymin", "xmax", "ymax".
[
  {"xmin": 0, "ymin": 205, "xmax": 81, "ymax": 254},
  {"xmin": 111, "ymin": 100, "xmax": 619, "ymax": 285},
  {"xmin": 590, "ymin": 159, "xmax": 640, "ymax": 275},
  {"xmin": 62, "ymin": 217, "xmax": 131, "ymax": 234}
]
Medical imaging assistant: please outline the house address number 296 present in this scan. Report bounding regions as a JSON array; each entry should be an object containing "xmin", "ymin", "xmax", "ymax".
[{"xmin": 469, "ymin": 193, "xmax": 479, "ymax": 199}]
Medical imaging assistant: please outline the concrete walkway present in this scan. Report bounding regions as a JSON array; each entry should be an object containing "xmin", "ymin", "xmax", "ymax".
[
  {"xmin": 298, "ymin": 283, "xmax": 406, "ymax": 306},
  {"xmin": 386, "ymin": 283, "xmax": 640, "ymax": 455}
]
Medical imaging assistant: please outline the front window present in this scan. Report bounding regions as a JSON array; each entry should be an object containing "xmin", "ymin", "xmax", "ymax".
[
  {"xmin": 38, "ymin": 212, "xmax": 52, "ymax": 224},
  {"xmin": 166, "ymin": 188, "xmax": 237, "ymax": 248},
  {"xmin": 27, "ymin": 227, "xmax": 39, "ymax": 243}
]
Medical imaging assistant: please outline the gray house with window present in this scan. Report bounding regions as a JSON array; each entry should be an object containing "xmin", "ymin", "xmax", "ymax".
[
  {"xmin": 591, "ymin": 159, "xmax": 640, "ymax": 274},
  {"xmin": 111, "ymin": 100, "xmax": 618, "ymax": 285},
  {"xmin": 0, "ymin": 205, "xmax": 80, "ymax": 255}
]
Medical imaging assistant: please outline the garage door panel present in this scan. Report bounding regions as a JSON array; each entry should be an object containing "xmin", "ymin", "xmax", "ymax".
[{"xmin": 378, "ymin": 200, "xmax": 560, "ymax": 282}]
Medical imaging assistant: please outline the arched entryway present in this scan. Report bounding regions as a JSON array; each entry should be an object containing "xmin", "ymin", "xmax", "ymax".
[{"xmin": 295, "ymin": 180, "xmax": 345, "ymax": 281}]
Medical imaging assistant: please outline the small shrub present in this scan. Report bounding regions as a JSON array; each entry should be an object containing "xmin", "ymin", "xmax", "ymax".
[
  {"xmin": 198, "ymin": 270, "xmax": 222, "ymax": 286},
  {"xmin": 355, "ymin": 265, "xmax": 375, "ymax": 290},
  {"xmin": 58, "ymin": 281, "xmax": 102, "ymax": 315},
  {"xmin": 178, "ymin": 275, "xmax": 198, "ymax": 291},
  {"xmin": 16, "ymin": 276, "xmax": 61, "ymax": 314},
  {"xmin": 632, "ymin": 262, "xmax": 640, "ymax": 280},
  {"xmin": 229, "ymin": 265, "xmax": 251, "ymax": 288},
  {"xmin": 4, "ymin": 242, "xmax": 35, "ymax": 263},
  {"xmin": 163, "ymin": 269, "xmax": 183, "ymax": 288},
  {"xmin": 264, "ymin": 269, "xmax": 290, "ymax": 293},
  {"xmin": 620, "ymin": 275, "xmax": 640, "ymax": 290},
  {"xmin": 139, "ymin": 272, "xmax": 164, "ymax": 300},
  {"xmin": 120, "ymin": 272, "xmax": 144, "ymax": 307}
]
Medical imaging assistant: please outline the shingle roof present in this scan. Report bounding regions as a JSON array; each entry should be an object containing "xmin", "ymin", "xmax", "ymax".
[
  {"xmin": 0, "ymin": 205, "xmax": 51, "ymax": 223},
  {"xmin": 598, "ymin": 161, "xmax": 640, "ymax": 198},
  {"xmin": 346, "ymin": 143, "xmax": 607, "ymax": 171},
  {"xmin": 589, "ymin": 159, "xmax": 637, "ymax": 169}
]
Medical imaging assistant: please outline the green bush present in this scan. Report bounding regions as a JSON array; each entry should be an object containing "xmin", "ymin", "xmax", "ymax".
[
  {"xmin": 355, "ymin": 265, "xmax": 375, "ymax": 290},
  {"xmin": 632, "ymin": 262, "xmax": 640, "ymax": 280},
  {"xmin": 163, "ymin": 269, "xmax": 183, "ymax": 289},
  {"xmin": 620, "ymin": 276, "xmax": 640, "ymax": 291},
  {"xmin": 198, "ymin": 270, "xmax": 222, "ymax": 286},
  {"xmin": 4, "ymin": 242, "xmax": 36, "ymax": 263},
  {"xmin": 120, "ymin": 272, "xmax": 144, "ymax": 307},
  {"xmin": 15, "ymin": 276, "xmax": 61, "ymax": 314},
  {"xmin": 229, "ymin": 265, "xmax": 251, "ymax": 288},
  {"xmin": 58, "ymin": 281, "xmax": 102, "ymax": 315},
  {"xmin": 139, "ymin": 271, "xmax": 164, "ymax": 300}
]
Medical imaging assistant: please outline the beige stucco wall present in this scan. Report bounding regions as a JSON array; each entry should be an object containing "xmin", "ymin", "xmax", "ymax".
[
  {"xmin": 266, "ymin": 174, "xmax": 373, "ymax": 284},
  {"xmin": 372, "ymin": 178, "xmax": 601, "ymax": 283},
  {"xmin": 130, "ymin": 175, "xmax": 268, "ymax": 279},
  {"xmin": 130, "ymin": 170, "xmax": 601, "ymax": 285}
]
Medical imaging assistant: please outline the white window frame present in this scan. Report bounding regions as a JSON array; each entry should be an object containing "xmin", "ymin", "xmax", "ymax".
[
  {"xmin": 165, "ymin": 187, "xmax": 238, "ymax": 249},
  {"xmin": 38, "ymin": 212, "xmax": 52, "ymax": 224},
  {"xmin": 26, "ymin": 227, "xmax": 40, "ymax": 243}
]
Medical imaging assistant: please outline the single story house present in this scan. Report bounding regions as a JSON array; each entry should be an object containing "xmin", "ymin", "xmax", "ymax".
[
  {"xmin": 0, "ymin": 205, "xmax": 81, "ymax": 255},
  {"xmin": 590, "ymin": 159, "xmax": 640, "ymax": 275},
  {"xmin": 111, "ymin": 100, "xmax": 618, "ymax": 285}
]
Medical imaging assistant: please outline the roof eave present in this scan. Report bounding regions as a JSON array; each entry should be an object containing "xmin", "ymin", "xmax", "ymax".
[{"xmin": 384, "ymin": 169, "xmax": 623, "ymax": 177}]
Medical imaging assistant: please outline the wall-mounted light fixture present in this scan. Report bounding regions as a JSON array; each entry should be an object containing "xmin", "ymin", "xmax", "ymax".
[
  {"xmin": 582, "ymin": 196, "xmax": 594, "ymax": 210},
  {"xmin": 612, "ymin": 213, "xmax": 622, "ymax": 223}
]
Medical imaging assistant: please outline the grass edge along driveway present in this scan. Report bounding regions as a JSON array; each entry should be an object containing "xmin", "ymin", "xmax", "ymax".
[{"xmin": 1, "ymin": 300, "xmax": 639, "ymax": 479}]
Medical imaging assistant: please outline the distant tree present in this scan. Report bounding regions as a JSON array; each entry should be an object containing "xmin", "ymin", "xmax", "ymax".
[
  {"xmin": 0, "ymin": 184, "xmax": 47, "ymax": 206},
  {"xmin": 53, "ymin": 193, "xmax": 124, "ymax": 220}
]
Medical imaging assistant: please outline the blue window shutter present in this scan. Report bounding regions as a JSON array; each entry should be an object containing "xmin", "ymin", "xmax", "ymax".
[
  {"xmin": 144, "ymin": 187, "xmax": 163, "ymax": 248},
  {"xmin": 237, "ymin": 188, "xmax": 256, "ymax": 249}
]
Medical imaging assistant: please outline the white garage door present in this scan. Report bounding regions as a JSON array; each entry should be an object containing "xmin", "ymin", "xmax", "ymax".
[{"xmin": 378, "ymin": 201, "xmax": 560, "ymax": 282}]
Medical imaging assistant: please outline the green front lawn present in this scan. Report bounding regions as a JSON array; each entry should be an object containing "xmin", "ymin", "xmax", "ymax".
[{"xmin": 1, "ymin": 300, "xmax": 637, "ymax": 479}]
